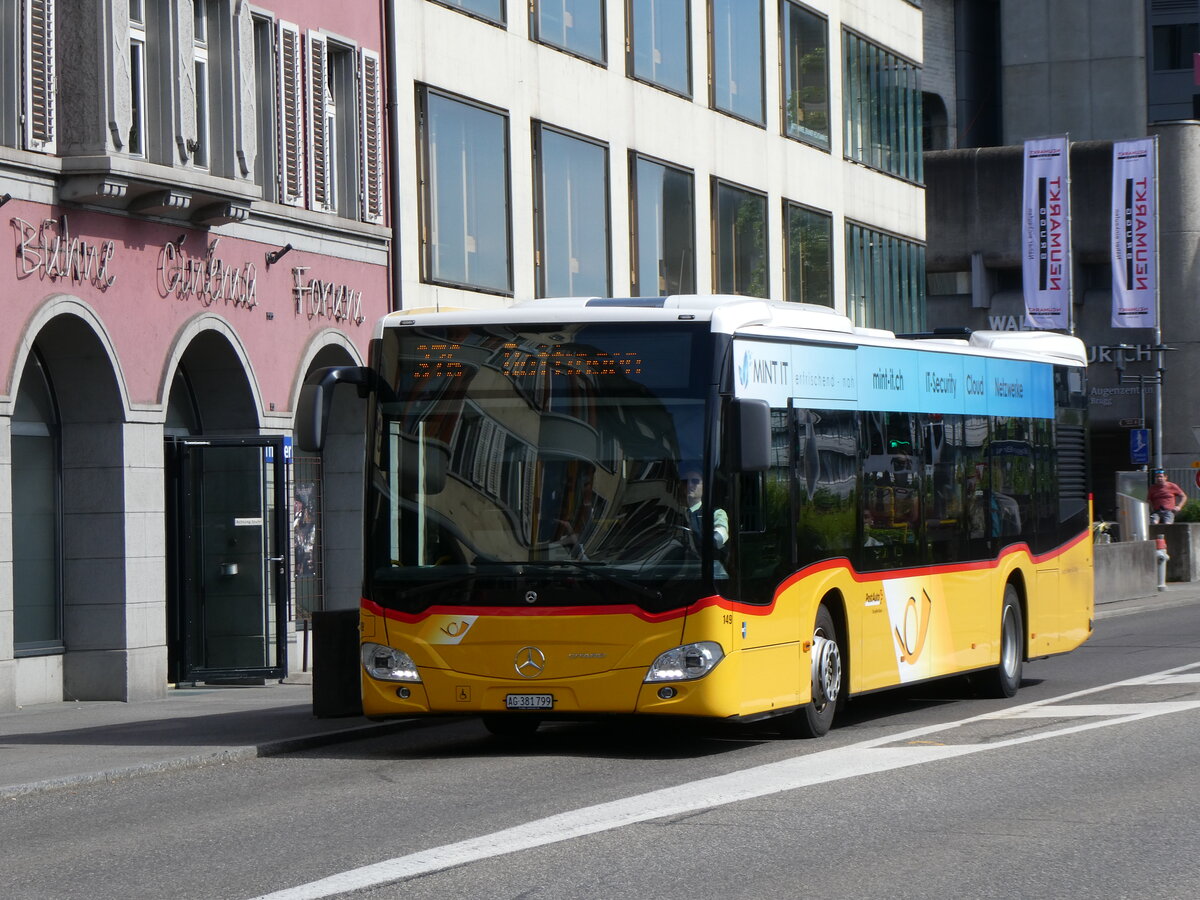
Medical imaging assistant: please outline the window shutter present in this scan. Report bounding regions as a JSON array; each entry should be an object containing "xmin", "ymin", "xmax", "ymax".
[
  {"xmin": 23, "ymin": 0, "xmax": 56, "ymax": 153},
  {"xmin": 277, "ymin": 21, "xmax": 304, "ymax": 206},
  {"xmin": 359, "ymin": 48, "xmax": 383, "ymax": 224},
  {"xmin": 306, "ymin": 31, "xmax": 330, "ymax": 210}
]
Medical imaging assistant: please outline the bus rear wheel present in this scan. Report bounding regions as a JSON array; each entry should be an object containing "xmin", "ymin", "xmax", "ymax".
[
  {"xmin": 781, "ymin": 604, "xmax": 843, "ymax": 738},
  {"xmin": 982, "ymin": 585, "xmax": 1024, "ymax": 698}
]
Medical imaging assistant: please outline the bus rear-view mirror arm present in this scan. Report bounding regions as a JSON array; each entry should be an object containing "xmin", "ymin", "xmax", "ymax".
[{"xmin": 296, "ymin": 365, "xmax": 375, "ymax": 452}]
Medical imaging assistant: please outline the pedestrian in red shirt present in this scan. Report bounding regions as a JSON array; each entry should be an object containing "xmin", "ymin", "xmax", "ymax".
[{"xmin": 1149, "ymin": 469, "xmax": 1187, "ymax": 524}]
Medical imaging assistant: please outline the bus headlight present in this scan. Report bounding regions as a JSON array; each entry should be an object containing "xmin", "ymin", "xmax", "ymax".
[
  {"xmin": 644, "ymin": 641, "xmax": 724, "ymax": 682},
  {"xmin": 362, "ymin": 642, "xmax": 422, "ymax": 682}
]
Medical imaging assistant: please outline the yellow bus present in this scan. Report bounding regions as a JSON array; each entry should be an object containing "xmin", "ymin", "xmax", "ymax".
[{"xmin": 298, "ymin": 296, "xmax": 1093, "ymax": 738}]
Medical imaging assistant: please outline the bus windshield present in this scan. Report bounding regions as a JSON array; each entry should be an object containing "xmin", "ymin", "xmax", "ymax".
[{"xmin": 366, "ymin": 321, "xmax": 719, "ymax": 612}]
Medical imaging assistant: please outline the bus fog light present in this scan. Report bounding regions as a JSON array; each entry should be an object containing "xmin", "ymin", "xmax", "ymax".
[
  {"xmin": 362, "ymin": 642, "xmax": 422, "ymax": 682},
  {"xmin": 397, "ymin": 687, "xmax": 411, "ymax": 699},
  {"xmin": 657, "ymin": 686, "xmax": 677, "ymax": 700},
  {"xmin": 645, "ymin": 641, "xmax": 724, "ymax": 682}
]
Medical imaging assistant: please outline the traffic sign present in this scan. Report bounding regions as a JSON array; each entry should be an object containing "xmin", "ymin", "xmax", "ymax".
[{"xmin": 1130, "ymin": 428, "xmax": 1150, "ymax": 465}]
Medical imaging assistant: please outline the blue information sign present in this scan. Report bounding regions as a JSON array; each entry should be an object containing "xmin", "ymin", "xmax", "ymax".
[{"xmin": 1130, "ymin": 428, "xmax": 1150, "ymax": 465}]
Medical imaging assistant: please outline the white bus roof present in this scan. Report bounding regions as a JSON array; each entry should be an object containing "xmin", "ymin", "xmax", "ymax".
[{"xmin": 380, "ymin": 296, "xmax": 1088, "ymax": 367}]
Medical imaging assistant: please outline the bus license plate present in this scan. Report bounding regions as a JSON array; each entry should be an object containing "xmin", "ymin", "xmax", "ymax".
[{"xmin": 505, "ymin": 694, "xmax": 554, "ymax": 710}]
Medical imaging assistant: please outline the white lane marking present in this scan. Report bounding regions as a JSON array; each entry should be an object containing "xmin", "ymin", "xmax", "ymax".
[
  {"xmin": 251, "ymin": 660, "xmax": 1200, "ymax": 900},
  {"xmin": 996, "ymin": 701, "xmax": 1200, "ymax": 719},
  {"xmin": 1131, "ymin": 673, "xmax": 1200, "ymax": 685}
]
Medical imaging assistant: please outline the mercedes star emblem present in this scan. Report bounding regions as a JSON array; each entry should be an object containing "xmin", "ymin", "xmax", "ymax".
[{"xmin": 514, "ymin": 646, "xmax": 546, "ymax": 678}]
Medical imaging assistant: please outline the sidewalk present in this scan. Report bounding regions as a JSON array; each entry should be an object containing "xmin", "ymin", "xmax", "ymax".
[
  {"xmin": 0, "ymin": 677, "xmax": 406, "ymax": 799},
  {"xmin": 3, "ymin": 585, "xmax": 1199, "ymax": 799}
]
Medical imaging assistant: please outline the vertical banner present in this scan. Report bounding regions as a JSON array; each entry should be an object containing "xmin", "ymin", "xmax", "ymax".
[
  {"xmin": 1111, "ymin": 137, "xmax": 1158, "ymax": 328},
  {"xmin": 1022, "ymin": 137, "xmax": 1071, "ymax": 330}
]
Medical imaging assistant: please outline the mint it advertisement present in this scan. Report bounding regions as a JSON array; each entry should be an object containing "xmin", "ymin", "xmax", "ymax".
[{"xmin": 732, "ymin": 340, "xmax": 1053, "ymax": 419}]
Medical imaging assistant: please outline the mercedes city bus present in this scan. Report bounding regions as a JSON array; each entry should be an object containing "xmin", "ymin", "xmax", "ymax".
[{"xmin": 297, "ymin": 295, "xmax": 1093, "ymax": 738}]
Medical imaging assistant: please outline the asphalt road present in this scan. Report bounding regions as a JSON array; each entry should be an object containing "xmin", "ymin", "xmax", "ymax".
[{"xmin": 5, "ymin": 603, "xmax": 1200, "ymax": 900}]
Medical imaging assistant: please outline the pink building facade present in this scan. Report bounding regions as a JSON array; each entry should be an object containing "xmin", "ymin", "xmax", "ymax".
[{"xmin": 1, "ymin": 0, "xmax": 389, "ymax": 708}]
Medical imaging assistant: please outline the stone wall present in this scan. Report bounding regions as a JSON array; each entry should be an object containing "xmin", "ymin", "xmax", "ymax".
[{"xmin": 1094, "ymin": 539, "xmax": 1157, "ymax": 603}]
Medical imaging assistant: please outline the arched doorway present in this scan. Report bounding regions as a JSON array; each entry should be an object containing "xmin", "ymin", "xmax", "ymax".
[
  {"xmin": 164, "ymin": 328, "xmax": 289, "ymax": 683},
  {"xmin": 9, "ymin": 308, "xmax": 144, "ymax": 705}
]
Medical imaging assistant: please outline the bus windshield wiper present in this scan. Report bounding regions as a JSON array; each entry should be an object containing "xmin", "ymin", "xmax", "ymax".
[{"xmin": 521, "ymin": 560, "xmax": 662, "ymax": 602}]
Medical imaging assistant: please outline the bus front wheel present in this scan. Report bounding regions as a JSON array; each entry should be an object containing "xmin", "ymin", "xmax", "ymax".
[
  {"xmin": 781, "ymin": 604, "xmax": 843, "ymax": 738},
  {"xmin": 982, "ymin": 585, "xmax": 1024, "ymax": 698}
]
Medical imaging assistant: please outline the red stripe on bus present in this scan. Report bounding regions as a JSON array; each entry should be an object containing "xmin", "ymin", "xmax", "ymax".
[{"xmin": 362, "ymin": 528, "xmax": 1089, "ymax": 625}]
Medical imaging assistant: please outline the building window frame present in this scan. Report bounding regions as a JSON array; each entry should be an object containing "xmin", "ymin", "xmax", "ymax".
[
  {"xmin": 845, "ymin": 219, "xmax": 925, "ymax": 333},
  {"xmin": 531, "ymin": 0, "xmax": 608, "ymax": 65},
  {"xmin": 780, "ymin": 0, "xmax": 829, "ymax": 150},
  {"xmin": 712, "ymin": 177, "xmax": 768, "ymax": 298},
  {"xmin": 418, "ymin": 85, "xmax": 514, "ymax": 296},
  {"xmin": 192, "ymin": 0, "xmax": 210, "ymax": 169},
  {"xmin": 842, "ymin": 27, "xmax": 922, "ymax": 183},
  {"xmin": 430, "ymin": 0, "xmax": 506, "ymax": 28},
  {"xmin": 629, "ymin": 151, "xmax": 695, "ymax": 297},
  {"xmin": 129, "ymin": 2, "xmax": 147, "ymax": 157},
  {"xmin": 533, "ymin": 121, "xmax": 612, "ymax": 298},
  {"xmin": 626, "ymin": 0, "xmax": 691, "ymax": 98},
  {"xmin": 252, "ymin": 14, "xmax": 278, "ymax": 199},
  {"xmin": 784, "ymin": 199, "xmax": 832, "ymax": 306},
  {"xmin": 1152, "ymin": 22, "xmax": 1200, "ymax": 71},
  {"xmin": 709, "ymin": 0, "xmax": 765, "ymax": 126}
]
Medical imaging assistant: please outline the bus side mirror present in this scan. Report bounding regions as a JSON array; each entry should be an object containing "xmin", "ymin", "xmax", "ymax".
[
  {"xmin": 296, "ymin": 366, "xmax": 373, "ymax": 451},
  {"xmin": 731, "ymin": 398, "xmax": 771, "ymax": 473}
]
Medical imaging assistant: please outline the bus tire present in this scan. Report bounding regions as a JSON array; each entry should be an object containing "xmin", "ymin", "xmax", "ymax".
[
  {"xmin": 983, "ymin": 585, "xmax": 1024, "ymax": 698},
  {"xmin": 781, "ymin": 604, "xmax": 843, "ymax": 738},
  {"xmin": 482, "ymin": 715, "xmax": 541, "ymax": 738}
]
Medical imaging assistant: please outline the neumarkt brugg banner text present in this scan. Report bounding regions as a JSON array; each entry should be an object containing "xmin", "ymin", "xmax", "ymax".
[
  {"xmin": 1022, "ymin": 137, "xmax": 1071, "ymax": 330},
  {"xmin": 1111, "ymin": 137, "xmax": 1158, "ymax": 329}
]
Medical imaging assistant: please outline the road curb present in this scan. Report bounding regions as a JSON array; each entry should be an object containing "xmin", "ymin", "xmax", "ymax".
[
  {"xmin": 0, "ymin": 721, "xmax": 407, "ymax": 801},
  {"xmin": 1095, "ymin": 590, "xmax": 1200, "ymax": 620}
]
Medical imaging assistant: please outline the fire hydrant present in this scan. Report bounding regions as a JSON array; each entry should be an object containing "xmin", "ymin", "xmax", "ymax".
[{"xmin": 1156, "ymin": 535, "xmax": 1170, "ymax": 592}]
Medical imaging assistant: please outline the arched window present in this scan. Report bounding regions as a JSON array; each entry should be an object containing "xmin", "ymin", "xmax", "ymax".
[{"xmin": 12, "ymin": 349, "xmax": 62, "ymax": 653}]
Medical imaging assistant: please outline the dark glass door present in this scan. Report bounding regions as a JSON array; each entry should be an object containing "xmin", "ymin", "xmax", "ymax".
[{"xmin": 166, "ymin": 437, "xmax": 289, "ymax": 682}]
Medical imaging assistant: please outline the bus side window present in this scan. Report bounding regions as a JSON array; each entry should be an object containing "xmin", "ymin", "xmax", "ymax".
[
  {"xmin": 860, "ymin": 411, "xmax": 921, "ymax": 569},
  {"xmin": 796, "ymin": 408, "xmax": 858, "ymax": 567}
]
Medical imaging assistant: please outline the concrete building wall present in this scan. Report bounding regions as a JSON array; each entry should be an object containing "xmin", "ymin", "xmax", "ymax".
[
  {"xmin": 1000, "ymin": 0, "xmax": 1147, "ymax": 143},
  {"xmin": 922, "ymin": 0, "xmax": 959, "ymax": 150}
]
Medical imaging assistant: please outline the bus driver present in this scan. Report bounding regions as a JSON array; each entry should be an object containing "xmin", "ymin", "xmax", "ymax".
[{"xmin": 683, "ymin": 469, "xmax": 729, "ymax": 550}]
